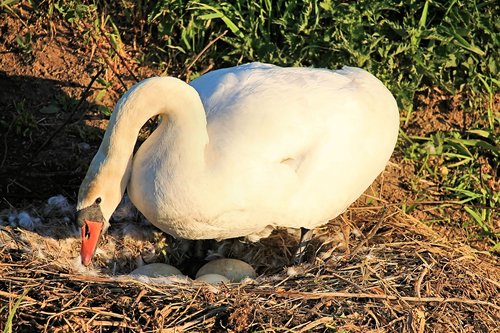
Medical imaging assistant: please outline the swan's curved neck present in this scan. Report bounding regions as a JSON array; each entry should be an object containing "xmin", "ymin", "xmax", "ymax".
[
  {"xmin": 78, "ymin": 77, "xmax": 208, "ymax": 220},
  {"xmin": 107, "ymin": 75, "xmax": 208, "ymax": 164}
]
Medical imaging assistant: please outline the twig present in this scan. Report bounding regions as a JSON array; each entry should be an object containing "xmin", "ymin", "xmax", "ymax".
[
  {"xmin": 62, "ymin": 317, "xmax": 77, "ymax": 332},
  {"xmin": 42, "ymin": 306, "xmax": 130, "ymax": 333},
  {"xmin": 131, "ymin": 288, "xmax": 147, "ymax": 307},
  {"xmin": 95, "ymin": 46, "xmax": 129, "ymax": 91},
  {"xmin": 347, "ymin": 209, "xmax": 388, "ymax": 259},
  {"xmin": 0, "ymin": 4, "xmax": 28, "ymax": 28},
  {"xmin": 41, "ymin": 306, "xmax": 129, "ymax": 319},
  {"xmin": 180, "ymin": 30, "xmax": 228, "ymax": 81},
  {"xmin": 27, "ymin": 66, "xmax": 105, "ymax": 166},
  {"xmin": 5, "ymin": 178, "xmax": 32, "ymax": 193},
  {"xmin": 415, "ymin": 267, "xmax": 429, "ymax": 299},
  {"xmin": 98, "ymin": 26, "xmax": 140, "ymax": 83},
  {"xmin": 163, "ymin": 316, "xmax": 216, "ymax": 333},
  {"xmin": 0, "ymin": 290, "xmax": 38, "ymax": 304},
  {"xmin": 265, "ymin": 290, "xmax": 500, "ymax": 311},
  {"xmin": 294, "ymin": 317, "xmax": 333, "ymax": 332},
  {"xmin": 163, "ymin": 308, "xmax": 221, "ymax": 332},
  {"xmin": 78, "ymin": 20, "xmax": 128, "ymax": 92},
  {"xmin": 0, "ymin": 114, "xmax": 14, "ymax": 169},
  {"xmin": 60, "ymin": 273, "xmax": 193, "ymax": 295},
  {"xmin": 171, "ymin": 287, "xmax": 202, "ymax": 325},
  {"xmin": 349, "ymin": 200, "xmax": 500, "ymax": 211},
  {"xmin": 87, "ymin": 320, "xmax": 133, "ymax": 329}
]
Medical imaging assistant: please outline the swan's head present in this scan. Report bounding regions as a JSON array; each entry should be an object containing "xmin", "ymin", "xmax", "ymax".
[
  {"xmin": 76, "ymin": 157, "xmax": 127, "ymax": 266},
  {"xmin": 76, "ymin": 198, "xmax": 106, "ymax": 266}
]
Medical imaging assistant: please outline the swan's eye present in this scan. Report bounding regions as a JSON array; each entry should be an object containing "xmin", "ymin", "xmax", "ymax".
[{"xmin": 95, "ymin": 197, "xmax": 102, "ymax": 205}]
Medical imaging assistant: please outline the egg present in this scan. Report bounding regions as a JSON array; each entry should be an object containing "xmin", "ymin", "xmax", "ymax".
[
  {"xmin": 130, "ymin": 263, "xmax": 183, "ymax": 277},
  {"xmin": 196, "ymin": 273, "xmax": 230, "ymax": 284},
  {"xmin": 196, "ymin": 259, "xmax": 256, "ymax": 282}
]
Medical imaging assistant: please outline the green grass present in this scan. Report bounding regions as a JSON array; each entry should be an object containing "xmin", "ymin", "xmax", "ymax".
[
  {"xmin": 401, "ymin": 129, "xmax": 498, "ymax": 241},
  {"xmin": 12, "ymin": 100, "xmax": 38, "ymax": 139},
  {"xmin": 1, "ymin": 288, "xmax": 31, "ymax": 333},
  {"xmin": 2, "ymin": 0, "xmax": 498, "ymax": 249}
]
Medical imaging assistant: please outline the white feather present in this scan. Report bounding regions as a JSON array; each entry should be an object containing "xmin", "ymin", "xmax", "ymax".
[{"xmin": 77, "ymin": 62, "xmax": 399, "ymax": 241}]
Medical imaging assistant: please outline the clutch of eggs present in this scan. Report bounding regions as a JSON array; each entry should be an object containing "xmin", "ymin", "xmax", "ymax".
[{"xmin": 129, "ymin": 259, "xmax": 256, "ymax": 284}]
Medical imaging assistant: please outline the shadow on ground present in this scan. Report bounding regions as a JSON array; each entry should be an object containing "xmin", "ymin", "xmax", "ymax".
[{"xmin": 0, "ymin": 71, "xmax": 101, "ymax": 205}]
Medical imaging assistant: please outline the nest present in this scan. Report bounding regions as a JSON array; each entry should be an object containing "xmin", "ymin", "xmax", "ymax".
[{"xmin": 0, "ymin": 204, "xmax": 499, "ymax": 332}]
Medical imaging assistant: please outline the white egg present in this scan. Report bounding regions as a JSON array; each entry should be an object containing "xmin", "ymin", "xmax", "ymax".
[
  {"xmin": 196, "ymin": 259, "xmax": 256, "ymax": 282},
  {"xmin": 196, "ymin": 273, "xmax": 230, "ymax": 284},
  {"xmin": 130, "ymin": 263, "xmax": 183, "ymax": 277}
]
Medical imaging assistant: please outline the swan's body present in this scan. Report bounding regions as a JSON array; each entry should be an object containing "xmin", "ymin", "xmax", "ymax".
[{"xmin": 77, "ymin": 63, "xmax": 399, "ymax": 265}]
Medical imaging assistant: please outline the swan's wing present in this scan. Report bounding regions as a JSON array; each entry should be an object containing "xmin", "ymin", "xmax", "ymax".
[
  {"xmin": 190, "ymin": 64, "xmax": 398, "ymax": 220},
  {"xmin": 190, "ymin": 63, "xmax": 397, "ymax": 169},
  {"xmin": 191, "ymin": 63, "xmax": 340, "ymax": 161}
]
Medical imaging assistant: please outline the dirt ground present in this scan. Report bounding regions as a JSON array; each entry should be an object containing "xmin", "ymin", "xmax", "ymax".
[{"xmin": 0, "ymin": 9, "xmax": 498, "ymax": 333}]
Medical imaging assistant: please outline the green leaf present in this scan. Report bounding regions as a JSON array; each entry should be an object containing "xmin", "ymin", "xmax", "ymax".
[
  {"xmin": 39, "ymin": 104, "xmax": 60, "ymax": 114},
  {"xmin": 464, "ymin": 206, "xmax": 489, "ymax": 232},
  {"xmin": 192, "ymin": 3, "xmax": 244, "ymax": 39},
  {"xmin": 449, "ymin": 30, "xmax": 486, "ymax": 56},
  {"xmin": 467, "ymin": 129, "xmax": 492, "ymax": 139},
  {"xmin": 3, "ymin": 288, "xmax": 31, "ymax": 333},
  {"xmin": 0, "ymin": 0, "xmax": 19, "ymax": 6},
  {"xmin": 95, "ymin": 89, "xmax": 107, "ymax": 103},
  {"xmin": 198, "ymin": 13, "xmax": 222, "ymax": 20},
  {"xmin": 418, "ymin": 0, "xmax": 429, "ymax": 29}
]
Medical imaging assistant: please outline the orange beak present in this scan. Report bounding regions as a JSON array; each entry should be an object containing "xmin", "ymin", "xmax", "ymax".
[{"xmin": 80, "ymin": 220, "xmax": 103, "ymax": 266}]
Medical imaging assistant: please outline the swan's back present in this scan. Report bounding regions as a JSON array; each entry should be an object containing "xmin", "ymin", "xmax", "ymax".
[
  {"xmin": 184, "ymin": 63, "xmax": 399, "ymax": 233},
  {"xmin": 190, "ymin": 63, "xmax": 397, "ymax": 165}
]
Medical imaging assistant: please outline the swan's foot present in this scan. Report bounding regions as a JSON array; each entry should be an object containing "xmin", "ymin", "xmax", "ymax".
[{"xmin": 292, "ymin": 227, "xmax": 314, "ymax": 264}]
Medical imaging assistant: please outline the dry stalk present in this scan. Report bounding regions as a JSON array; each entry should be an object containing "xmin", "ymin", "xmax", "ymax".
[{"xmin": 1, "ymin": 206, "xmax": 498, "ymax": 332}]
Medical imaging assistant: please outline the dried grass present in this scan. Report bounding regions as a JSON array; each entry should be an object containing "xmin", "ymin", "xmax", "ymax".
[{"xmin": 0, "ymin": 204, "xmax": 499, "ymax": 332}]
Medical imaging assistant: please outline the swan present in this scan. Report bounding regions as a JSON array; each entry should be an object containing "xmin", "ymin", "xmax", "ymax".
[{"xmin": 77, "ymin": 62, "xmax": 399, "ymax": 266}]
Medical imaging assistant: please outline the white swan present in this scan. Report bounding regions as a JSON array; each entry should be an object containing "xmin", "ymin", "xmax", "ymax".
[{"xmin": 77, "ymin": 62, "xmax": 399, "ymax": 266}]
